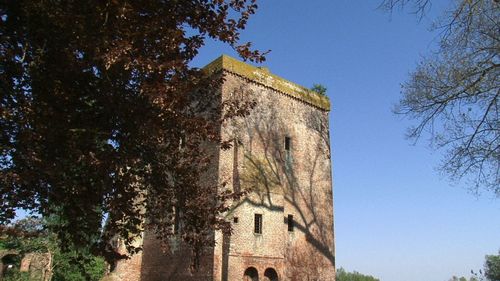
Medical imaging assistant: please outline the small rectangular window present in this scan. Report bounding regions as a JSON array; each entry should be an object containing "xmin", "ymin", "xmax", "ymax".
[
  {"xmin": 254, "ymin": 214, "xmax": 262, "ymax": 234},
  {"xmin": 284, "ymin": 136, "xmax": 291, "ymax": 151},
  {"xmin": 233, "ymin": 217, "xmax": 239, "ymax": 224},
  {"xmin": 287, "ymin": 214, "xmax": 294, "ymax": 232}
]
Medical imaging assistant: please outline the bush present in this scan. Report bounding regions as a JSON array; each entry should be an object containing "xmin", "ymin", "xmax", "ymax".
[
  {"xmin": 52, "ymin": 251, "xmax": 106, "ymax": 281},
  {"xmin": 336, "ymin": 267, "xmax": 380, "ymax": 281},
  {"xmin": 2, "ymin": 270, "xmax": 32, "ymax": 281}
]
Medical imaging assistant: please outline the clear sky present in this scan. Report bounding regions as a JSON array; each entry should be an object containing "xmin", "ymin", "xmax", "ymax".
[{"xmin": 191, "ymin": 1, "xmax": 500, "ymax": 281}]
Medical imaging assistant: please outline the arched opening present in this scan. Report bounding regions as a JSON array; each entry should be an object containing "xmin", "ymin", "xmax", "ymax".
[
  {"xmin": 1, "ymin": 254, "xmax": 20, "ymax": 277},
  {"xmin": 263, "ymin": 267, "xmax": 278, "ymax": 281},
  {"xmin": 243, "ymin": 267, "xmax": 259, "ymax": 281}
]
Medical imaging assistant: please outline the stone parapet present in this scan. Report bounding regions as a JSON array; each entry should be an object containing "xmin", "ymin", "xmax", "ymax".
[{"xmin": 203, "ymin": 55, "xmax": 331, "ymax": 111}]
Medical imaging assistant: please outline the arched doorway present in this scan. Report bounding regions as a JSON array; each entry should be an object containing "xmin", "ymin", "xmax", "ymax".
[
  {"xmin": 263, "ymin": 267, "xmax": 278, "ymax": 281},
  {"xmin": 243, "ymin": 267, "xmax": 259, "ymax": 281}
]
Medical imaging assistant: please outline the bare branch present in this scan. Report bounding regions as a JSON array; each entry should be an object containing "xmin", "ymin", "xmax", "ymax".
[{"xmin": 391, "ymin": 0, "xmax": 500, "ymax": 194}]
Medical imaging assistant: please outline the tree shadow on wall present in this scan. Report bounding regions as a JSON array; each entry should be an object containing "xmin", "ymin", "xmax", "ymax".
[{"xmin": 226, "ymin": 86, "xmax": 335, "ymax": 280}]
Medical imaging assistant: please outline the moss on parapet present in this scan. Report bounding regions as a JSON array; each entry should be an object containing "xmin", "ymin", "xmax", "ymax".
[{"xmin": 203, "ymin": 55, "xmax": 331, "ymax": 111}]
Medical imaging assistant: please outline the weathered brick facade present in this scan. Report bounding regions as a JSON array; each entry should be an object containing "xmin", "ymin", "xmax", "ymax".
[{"xmin": 111, "ymin": 55, "xmax": 335, "ymax": 281}]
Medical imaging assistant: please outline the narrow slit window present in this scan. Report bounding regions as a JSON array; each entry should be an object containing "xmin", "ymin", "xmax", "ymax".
[
  {"xmin": 174, "ymin": 206, "xmax": 181, "ymax": 234},
  {"xmin": 179, "ymin": 131, "xmax": 186, "ymax": 150},
  {"xmin": 287, "ymin": 214, "xmax": 294, "ymax": 232},
  {"xmin": 284, "ymin": 136, "xmax": 291, "ymax": 151},
  {"xmin": 254, "ymin": 214, "xmax": 262, "ymax": 234},
  {"xmin": 284, "ymin": 136, "xmax": 293, "ymax": 170}
]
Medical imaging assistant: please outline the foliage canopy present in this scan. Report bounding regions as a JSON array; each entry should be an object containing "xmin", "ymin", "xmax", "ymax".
[
  {"xmin": 484, "ymin": 251, "xmax": 500, "ymax": 281},
  {"xmin": 0, "ymin": 0, "xmax": 265, "ymax": 266}
]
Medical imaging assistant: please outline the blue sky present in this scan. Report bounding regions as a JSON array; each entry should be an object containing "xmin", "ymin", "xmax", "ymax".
[{"xmin": 192, "ymin": 1, "xmax": 500, "ymax": 281}]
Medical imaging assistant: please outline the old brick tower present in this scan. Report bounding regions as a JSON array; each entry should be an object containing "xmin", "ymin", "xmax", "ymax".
[{"xmin": 111, "ymin": 55, "xmax": 335, "ymax": 281}]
